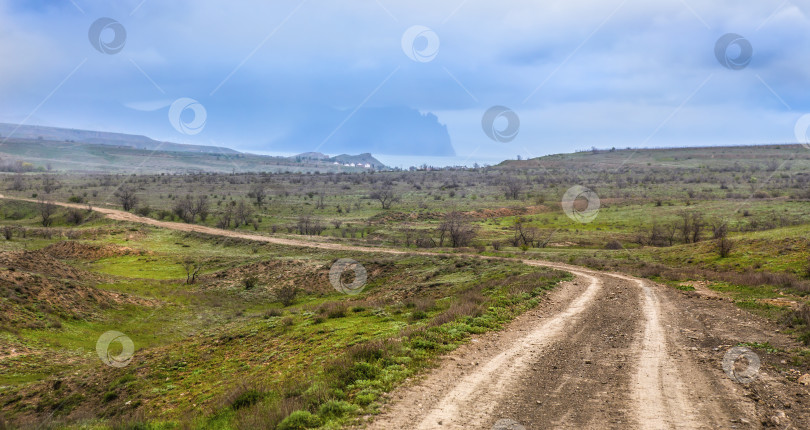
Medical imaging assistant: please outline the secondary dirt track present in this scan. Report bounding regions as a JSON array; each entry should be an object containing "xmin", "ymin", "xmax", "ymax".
[{"xmin": 3, "ymin": 195, "xmax": 809, "ymax": 429}]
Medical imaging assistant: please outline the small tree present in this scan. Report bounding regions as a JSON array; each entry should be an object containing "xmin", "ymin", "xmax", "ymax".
[
  {"xmin": 717, "ymin": 237, "xmax": 735, "ymax": 258},
  {"xmin": 66, "ymin": 208, "xmax": 85, "ymax": 225},
  {"xmin": 38, "ymin": 197, "xmax": 57, "ymax": 227},
  {"xmin": 369, "ymin": 184, "xmax": 399, "ymax": 210},
  {"xmin": 248, "ymin": 183, "xmax": 267, "ymax": 206},
  {"xmin": 115, "ymin": 185, "xmax": 138, "ymax": 211},
  {"xmin": 174, "ymin": 195, "xmax": 195, "ymax": 223},
  {"xmin": 502, "ymin": 176, "xmax": 523, "ymax": 199},
  {"xmin": 276, "ymin": 284, "xmax": 297, "ymax": 306},
  {"xmin": 181, "ymin": 258, "xmax": 206, "ymax": 284},
  {"xmin": 9, "ymin": 173, "xmax": 24, "ymax": 191},
  {"xmin": 195, "ymin": 195, "xmax": 210, "ymax": 222},
  {"xmin": 437, "ymin": 212, "xmax": 477, "ymax": 247}
]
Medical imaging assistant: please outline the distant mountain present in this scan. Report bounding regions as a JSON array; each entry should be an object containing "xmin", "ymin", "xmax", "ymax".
[
  {"xmin": 270, "ymin": 106, "xmax": 455, "ymax": 156},
  {"xmin": 0, "ymin": 123, "xmax": 238, "ymax": 154},
  {"xmin": 290, "ymin": 152, "xmax": 385, "ymax": 169},
  {"xmin": 0, "ymin": 125, "xmax": 389, "ymax": 173}
]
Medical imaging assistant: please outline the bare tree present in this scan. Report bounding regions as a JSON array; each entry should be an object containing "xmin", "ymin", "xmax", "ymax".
[
  {"xmin": 218, "ymin": 202, "xmax": 235, "ymax": 229},
  {"xmin": 248, "ymin": 183, "xmax": 267, "ymax": 206},
  {"xmin": 677, "ymin": 211, "xmax": 705, "ymax": 244},
  {"xmin": 38, "ymin": 197, "xmax": 57, "ymax": 227},
  {"xmin": 502, "ymin": 176, "xmax": 523, "ymax": 199},
  {"xmin": 115, "ymin": 185, "xmax": 138, "ymax": 211},
  {"xmin": 234, "ymin": 200, "xmax": 253, "ymax": 227},
  {"xmin": 41, "ymin": 175, "xmax": 58, "ymax": 194},
  {"xmin": 174, "ymin": 195, "xmax": 195, "ymax": 223},
  {"xmin": 717, "ymin": 237, "xmax": 735, "ymax": 258},
  {"xmin": 9, "ymin": 173, "xmax": 24, "ymax": 191},
  {"xmin": 297, "ymin": 215, "xmax": 326, "ymax": 235},
  {"xmin": 437, "ymin": 211, "xmax": 477, "ymax": 247},
  {"xmin": 369, "ymin": 184, "xmax": 399, "ymax": 210},
  {"xmin": 195, "ymin": 195, "xmax": 210, "ymax": 222}
]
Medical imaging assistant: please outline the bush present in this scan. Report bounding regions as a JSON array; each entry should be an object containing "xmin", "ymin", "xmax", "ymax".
[
  {"xmin": 604, "ymin": 240, "xmax": 623, "ymax": 250},
  {"xmin": 319, "ymin": 302, "xmax": 347, "ymax": 319},
  {"xmin": 318, "ymin": 400, "xmax": 355, "ymax": 420},
  {"xmin": 243, "ymin": 276, "xmax": 259, "ymax": 290},
  {"xmin": 264, "ymin": 308, "xmax": 283, "ymax": 318},
  {"xmin": 232, "ymin": 389, "xmax": 263, "ymax": 410},
  {"xmin": 66, "ymin": 208, "xmax": 85, "ymax": 225},
  {"xmin": 135, "ymin": 206, "xmax": 151, "ymax": 217},
  {"xmin": 277, "ymin": 410, "xmax": 321, "ymax": 430},
  {"xmin": 277, "ymin": 285, "xmax": 297, "ymax": 306},
  {"xmin": 717, "ymin": 238, "xmax": 735, "ymax": 258}
]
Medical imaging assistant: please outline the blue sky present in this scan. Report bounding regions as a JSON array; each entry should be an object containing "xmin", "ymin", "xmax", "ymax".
[{"xmin": 1, "ymin": 0, "xmax": 809, "ymax": 166}]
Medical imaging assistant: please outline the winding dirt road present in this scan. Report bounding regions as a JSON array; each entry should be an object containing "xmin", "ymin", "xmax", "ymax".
[{"xmin": 3, "ymin": 195, "xmax": 808, "ymax": 429}]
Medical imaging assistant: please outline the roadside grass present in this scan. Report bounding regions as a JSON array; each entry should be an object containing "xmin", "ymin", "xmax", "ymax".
[{"xmin": 0, "ymin": 220, "xmax": 571, "ymax": 428}]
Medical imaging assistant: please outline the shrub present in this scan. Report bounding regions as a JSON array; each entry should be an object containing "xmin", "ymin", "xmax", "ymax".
[
  {"xmin": 135, "ymin": 206, "xmax": 151, "ymax": 217},
  {"xmin": 319, "ymin": 302, "xmax": 347, "ymax": 319},
  {"xmin": 277, "ymin": 410, "xmax": 321, "ymax": 430},
  {"xmin": 66, "ymin": 209, "xmax": 85, "ymax": 225},
  {"xmin": 604, "ymin": 240, "xmax": 623, "ymax": 250},
  {"xmin": 232, "ymin": 389, "xmax": 263, "ymax": 410},
  {"xmin": 318, "ymin": 400, "xmax": 354, "ymax": 420},
  {"xmin": 717, "ymin": 238, "xmax": 734, "ymax": 258},
  {"xmin": 277, "ymin": 285, "xmax": 297, "ymax": 306},
  {"xmin": 264, "ymin": 308, "xmax": 283, "ymax": 318},
  {"xmin": 243, "ymin": 276, "xmax": 259, "ymax": 290}
]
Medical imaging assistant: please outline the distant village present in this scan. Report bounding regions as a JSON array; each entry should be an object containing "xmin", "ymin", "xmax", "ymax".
[{"xmin": 333, "ymin": 161, "xmax": 373, "ymax": 168}]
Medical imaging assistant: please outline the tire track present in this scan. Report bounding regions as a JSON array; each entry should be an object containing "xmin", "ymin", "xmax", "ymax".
[{"xmin": 413, "ymin": 271, "xmax": 601, "ymax": 429}]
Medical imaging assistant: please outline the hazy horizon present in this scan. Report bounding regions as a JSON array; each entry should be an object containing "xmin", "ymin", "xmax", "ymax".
[{"xmin": 2, "ymin": 0, "xmax": 810, "ymax": 165}]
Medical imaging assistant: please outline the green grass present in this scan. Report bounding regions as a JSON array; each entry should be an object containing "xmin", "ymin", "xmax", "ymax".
[{"xmin": 0, "ymin": 217, "xmax": 571, "ymax": 428}]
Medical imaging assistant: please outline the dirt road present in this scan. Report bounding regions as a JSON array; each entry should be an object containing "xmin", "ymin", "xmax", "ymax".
[{"xmin": 3, "ymin": 195, "xmax": 808, "ymax": 429}]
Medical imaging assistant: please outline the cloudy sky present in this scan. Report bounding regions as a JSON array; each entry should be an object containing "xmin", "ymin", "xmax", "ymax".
[{"xmin": 1, "ymin": 0, "xmax": 809, "ymax": 166}]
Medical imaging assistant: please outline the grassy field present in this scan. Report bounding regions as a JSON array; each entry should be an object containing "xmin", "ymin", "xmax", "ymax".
[
  {"xmin": 2, "ymin": 144, "xmax": 810, "ymax": 427},
  {"xmin": 0, "ymin": 207, "xmax": 570, "ymax": 428}
]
